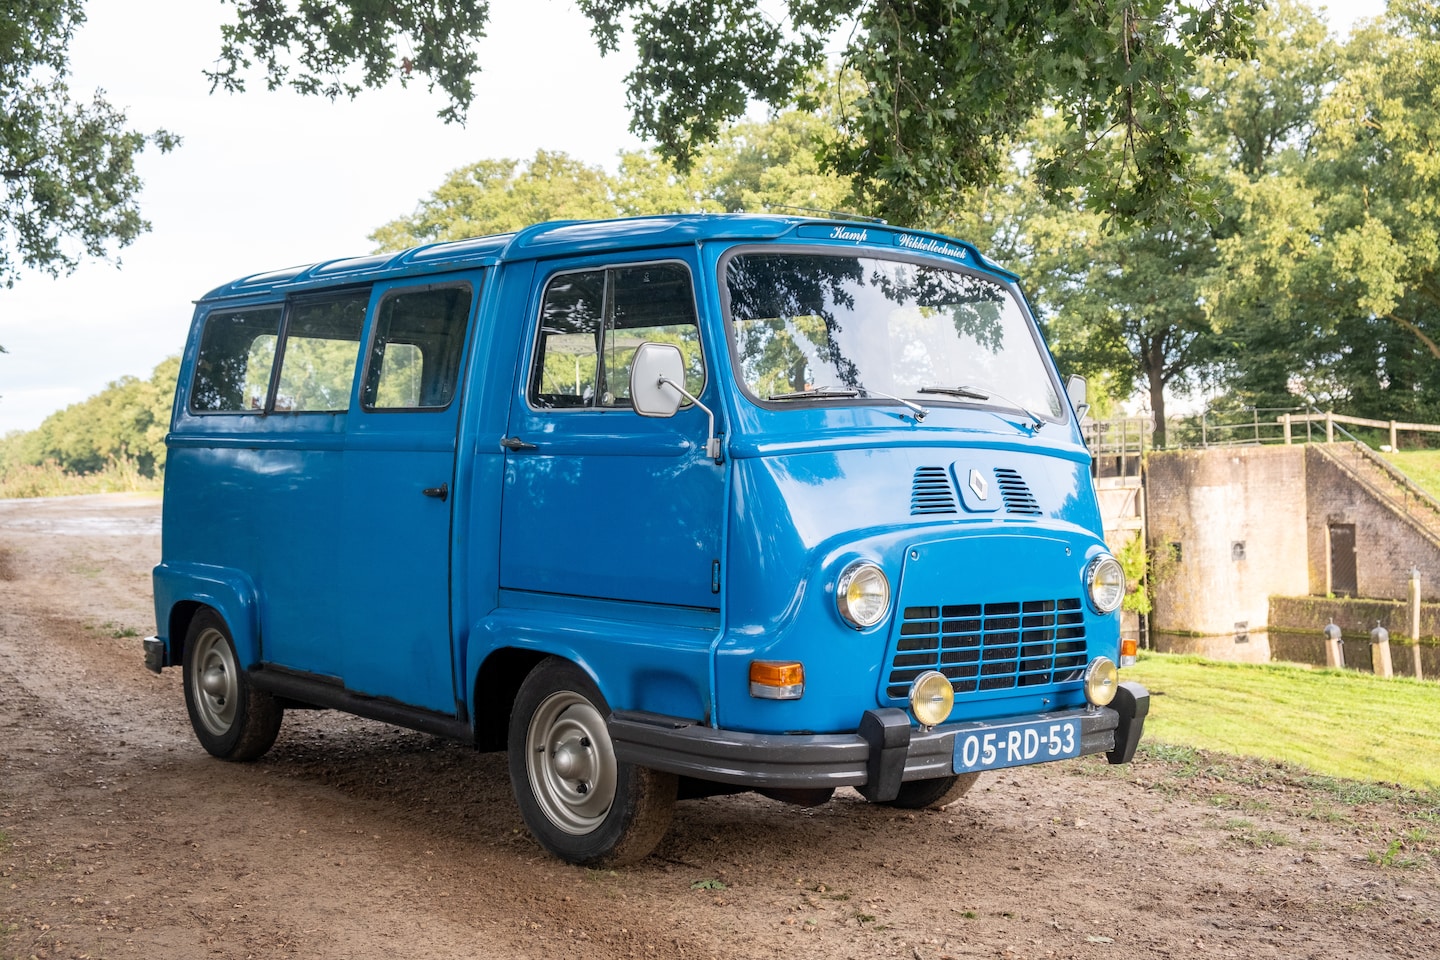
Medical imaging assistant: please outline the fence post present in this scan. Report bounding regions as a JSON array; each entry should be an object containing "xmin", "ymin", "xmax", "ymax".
[
  {"xmin": 1412, "ymin": 569, "xmax": 1425, "ymax": 681},
  {"xmin": 1371, "ymin": 622, "xmax": 1393, "ymax": 678},
  {"xmin": 1324, "ymin": 622, "xmax": 1345, "ymax": 668},
  {"xmin": 1283, "ymin": 413, "xmax": 1292, "ymax": 445},
  {"xmin": 1326, "ymin": 411, "xmax": 1334, "ymax": 444},
  {"xmin": 1390, "ymin": 421, "xmax": 1399, "ymax": 451}
]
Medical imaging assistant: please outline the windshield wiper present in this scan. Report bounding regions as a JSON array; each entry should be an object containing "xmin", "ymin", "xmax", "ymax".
[
  {"xmin": 768, "ymin": 385, "xmax": 929, "ymax": 423},
  {"xmin": 767, "ymin": 386, "xmax": 860, "ymax": 400},
  {"xmin": 919, "ymin": 385, "xmax": 1046, "ymax": 431},
  {"xmin": 918, "ymin": 385, "xmax": 989, "ymax": 400}
]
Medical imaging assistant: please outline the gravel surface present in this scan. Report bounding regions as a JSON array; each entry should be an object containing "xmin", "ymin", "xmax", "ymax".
[{"xmin": 2, "ymin": 494, "xmax": 1437, "ymax": 959}]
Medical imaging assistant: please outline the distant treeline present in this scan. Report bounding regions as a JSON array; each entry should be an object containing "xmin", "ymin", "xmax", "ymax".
[{"xmin": 1, "ymin": 357, "xmax": 178, "ymax": 490}]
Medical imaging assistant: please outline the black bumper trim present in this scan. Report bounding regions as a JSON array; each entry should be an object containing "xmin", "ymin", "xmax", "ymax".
[
  {"xmin": 1106, "ymin": 681, "xmax": 1150, "ymax": 764},
  {"xmin": 143, "ymin": 637, "xmax": 165, "ymax": 674},
  {"xmin": 609, "ymin": 694, "xmax": 1146, "ymax": 791}
]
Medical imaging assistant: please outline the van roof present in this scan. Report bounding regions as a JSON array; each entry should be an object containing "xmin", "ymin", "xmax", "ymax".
[{"xmin": 197, "ymin": 213, "xmax": 1009, "ymax": 302}]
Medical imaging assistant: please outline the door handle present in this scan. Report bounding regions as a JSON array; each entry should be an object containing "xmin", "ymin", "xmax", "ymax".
[
  {"xmin": 499, "ymin": 436, "xmax": 538, "ymax": 452},
  {"xmin": 422, "ymin": 484, "xmax": 448, "ymax": 501}
]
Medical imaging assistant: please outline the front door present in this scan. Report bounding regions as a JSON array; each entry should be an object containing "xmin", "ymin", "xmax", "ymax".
[
  {"xmin": 498, "ymin": 258, "xmax": 725, "ymax": 609},
  {"xmin": 339, "ymin": 276, "xmax": 480, "ymax": 712}
]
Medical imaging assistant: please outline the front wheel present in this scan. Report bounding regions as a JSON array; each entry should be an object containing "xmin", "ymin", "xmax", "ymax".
[
  {"xmin": 879, "ymin": 773, "xmax": 980, "ymax": 810},
  {"xmin": 508, "ymin": 658, "xmax": 676, "ymax": 866},
  {"xmin": 182, "ymin": 609, "xmax": 283, "ymax": 761}
]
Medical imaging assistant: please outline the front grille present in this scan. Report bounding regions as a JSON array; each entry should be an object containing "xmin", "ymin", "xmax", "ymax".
[{"xmin": 885, "ymin": 598, "xmax": 1087, "ymax": 701}]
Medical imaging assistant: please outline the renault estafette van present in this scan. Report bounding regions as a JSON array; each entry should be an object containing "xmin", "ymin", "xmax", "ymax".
[{"xmin": 147, "ymin": 214, "xmax": 1148, "ymax": 865}]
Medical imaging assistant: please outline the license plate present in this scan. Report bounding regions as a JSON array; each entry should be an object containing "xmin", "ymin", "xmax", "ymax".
[{"xmin": 953, "ymin": 718, "xmax": 1081, "ymax": 774}]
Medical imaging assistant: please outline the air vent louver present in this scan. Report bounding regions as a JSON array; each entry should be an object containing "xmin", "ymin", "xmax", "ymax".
[
  {"xmin": 910, "ymin": 466, "xmax": 958, "ymax": 515},
  {"xmin": 994, "ymin": 468, "xmax": 1042, "ymax": 515}
]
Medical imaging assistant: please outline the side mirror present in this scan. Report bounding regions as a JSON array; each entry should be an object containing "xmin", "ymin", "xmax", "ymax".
[
  {"xmin": 630, "ymin": 341, "xmax": 686, "ymax": 418},
  {"xmin": 1065, "ymin": 375, "xmax": 1090, "ymax": 423},
  {"xmin": 628, "ymin": 341, "xmax": 723, "ymax": 463}
]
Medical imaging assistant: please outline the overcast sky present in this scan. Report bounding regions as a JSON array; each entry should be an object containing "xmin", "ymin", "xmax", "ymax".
[{"xmin": 0, "ymin": 0, "xmax": 1388, "ymax": 434}]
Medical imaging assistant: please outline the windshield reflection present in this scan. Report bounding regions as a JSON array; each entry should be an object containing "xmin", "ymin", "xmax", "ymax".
[{"xmin": 724, "ymin": 253, "xmax": 1062, "ymax": 419}]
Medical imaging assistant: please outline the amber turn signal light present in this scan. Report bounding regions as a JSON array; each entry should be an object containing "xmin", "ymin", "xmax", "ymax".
[
  {"xmin": 1120, "ymin": 637, "xmax": 1138, "ymax": 666},
  {"xmin": 749, "ymin": 660, "xmax": 804, "ymax": 700}
]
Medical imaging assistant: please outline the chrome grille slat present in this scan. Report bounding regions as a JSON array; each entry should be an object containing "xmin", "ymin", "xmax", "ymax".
[{"xmin": 885, "ymin": 597, "xmax": 1086, "ymax": 700}]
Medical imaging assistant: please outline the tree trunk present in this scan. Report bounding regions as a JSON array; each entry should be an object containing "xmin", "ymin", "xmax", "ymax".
[{"xmin": 1146, "ymin": 336, "xmax": 1168, "ymax": 448}]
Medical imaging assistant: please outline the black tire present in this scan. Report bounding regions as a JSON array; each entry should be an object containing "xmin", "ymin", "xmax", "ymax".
[
  {"xmin": 182, "ymin": 609, "xmax": 283, "ymax": 761},
  {"xmin": 880, "ymin": 773, "xmax": 981, "ymax": 810},
  {"xmin": 507, "ymin": 658, "xmax": 676, "ymax": 866}
]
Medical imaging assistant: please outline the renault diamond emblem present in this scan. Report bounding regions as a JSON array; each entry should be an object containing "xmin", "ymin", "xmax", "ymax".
[{"xmin": 968, "ymin": 468, "xmax": 989, "ymax": 501}]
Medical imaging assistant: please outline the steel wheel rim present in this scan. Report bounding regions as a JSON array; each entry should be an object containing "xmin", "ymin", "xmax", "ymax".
[
  {"xmin": 190, "ymin": 626, "xmax": 238, "ymax": 737},
  {"xmin": 525, "ymin": 690, "xmax": 617, "ymax": 835}
]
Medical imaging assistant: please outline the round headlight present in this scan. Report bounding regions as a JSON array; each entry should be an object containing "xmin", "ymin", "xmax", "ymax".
[
  {"xmin": 837, "ymin": 561, "xmax": 891, "ymax": 629},
  {"xmin": 1084, "ymin": 657, "xmax": 1119, "ymax": 707},
  {"xmin": 909, "ymin": 670, "xmax": 955, "ymax": 727},
  {"xmin": 1085, "ymin": 554, "xmax": 1125, "ymax": 614}
]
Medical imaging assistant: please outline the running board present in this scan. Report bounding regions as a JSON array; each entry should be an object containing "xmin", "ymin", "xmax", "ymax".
[{"xmin": 248, "ymin": 668, "xmax": 474, "ymax": 743}]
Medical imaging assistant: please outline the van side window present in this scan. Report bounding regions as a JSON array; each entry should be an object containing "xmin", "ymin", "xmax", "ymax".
[
  {"xmin": 530, "ymin": 263, "xmax": 703, "ymax": 409},
  {"xmin": 273, "ymin": 293, "xmax": 368, "ymax": 412},
  {"xmin": 362, "ymin": 285, "xmax": 473, "ymax": 410},
  {"xmin": 190, "ymin": 305, "xmax": 282, "ymax": 413}
]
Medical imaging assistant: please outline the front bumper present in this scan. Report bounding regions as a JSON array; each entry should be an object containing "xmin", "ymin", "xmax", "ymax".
[{"xmin": 609, "ymin": 681, "xmax": 1149, "ymax": 802}]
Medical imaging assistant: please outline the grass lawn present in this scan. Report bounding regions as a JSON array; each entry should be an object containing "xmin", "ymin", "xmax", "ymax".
[
  {"xmin": 1384, "ymin": 448, "xmax": 1440, "ymax": 499},
  {"xmin": 1123, "ymin": 652, "xmax": 1440, "ymax": 790}
]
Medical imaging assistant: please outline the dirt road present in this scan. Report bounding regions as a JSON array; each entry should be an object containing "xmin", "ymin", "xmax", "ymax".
[{"xmin": 2, "ymin": 494, "xmax": 1437, "ymax": 959}]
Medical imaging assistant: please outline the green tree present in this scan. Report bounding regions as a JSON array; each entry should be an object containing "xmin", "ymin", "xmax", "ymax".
[
  {"xmin": 936, "ymin": 1, "xmax": 1333, "ymax": 445},
  {"xmin": 1020, "ymin": 190, "xmax": 1229, "ymax": 449},
  {"xmin": 207, "ymin": 0, "xmax": 1259, "ymax": 225},
  {"xmin": 1, "ymin": 0, "xmax": 179, "ymax": 288},
  {"xmin": 1206, "ymin": 0, "xmax": 1440, "ymax": 424},
  {"xmin": 17, "ymin": 354, "xmax": 178, "ymax": 476},
  {"xmin": 577, "ymin": 0, "xmax": 1259, "ymax": 225},
  {"xmin": 3, "ymin": 0, "xmax": 491, "ymax": 290},
  {"xmin": 369, "ymin": 150, "xmax": 620, "ymax": 248},
  {"xmin": 370, "ymin": 110, "xmax": 856, "ymax": 249},
  {"xmin": 7, "ymin": 1, "xmax": 1260, "ymax": 298}
]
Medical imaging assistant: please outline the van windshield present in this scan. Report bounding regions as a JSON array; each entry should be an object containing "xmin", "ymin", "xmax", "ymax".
[{"xmin": 723, "ymin": 253, "xmax": 1062, "ymax": 419}]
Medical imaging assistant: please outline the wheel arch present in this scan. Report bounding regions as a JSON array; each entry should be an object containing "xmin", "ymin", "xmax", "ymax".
[
  {"xmin": 153, "ymin": 562, "xmax": 262, "ymax": 668},
  {"xmin": 471, "ymin": 646, "xmax": 549, "ymax": 751}
]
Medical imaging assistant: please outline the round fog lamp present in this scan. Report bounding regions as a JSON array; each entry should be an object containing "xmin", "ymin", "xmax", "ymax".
[
  {"xmin": 837, "ymin": 561, "xmax": 891, "ymax": 629},
  {"xmin": 909, "ymin": 670, "xmax": 954, "ymax": 727},
  {"xmin": 1085, "ymin": 554, "xmax": 1126, "ymax": 614},
  {"xmin": 1083, "ymin": 657, "xmax": 1119, "ymax": 707}
]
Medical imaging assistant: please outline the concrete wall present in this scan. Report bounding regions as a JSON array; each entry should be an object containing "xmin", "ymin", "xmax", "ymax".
[
  {"xmin": 1146, "ymin": 446, "xmax": 1310, "ymax": 636},
  {"xmin": 1270, "ymin": 595, "xmax": 1440, "ymax": 641},
  {"xmin": 1304, "ymin": 447, "xmax": 1440, "ymax": 601}
]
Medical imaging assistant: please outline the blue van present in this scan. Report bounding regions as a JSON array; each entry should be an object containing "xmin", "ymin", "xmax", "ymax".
[{"xmin": 147, "ymin": 214, "xmax": 1148, "ymax": 865}]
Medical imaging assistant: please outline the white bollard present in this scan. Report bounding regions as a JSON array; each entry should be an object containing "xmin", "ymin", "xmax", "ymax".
[
  {"xmin": 1371, "ymin": 622, "xmax": 1394, "ymax": 679},
  {"xmin": 1411, "ymin": 569, "xmax": 1424, "ymax": 681},
  {"xmin": 1324, "ymin": 622, "xmax": 1345, "ymax": 669}
]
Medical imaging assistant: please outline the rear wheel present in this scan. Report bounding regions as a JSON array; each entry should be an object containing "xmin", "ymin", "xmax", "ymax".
[
  {"xmin": 182, "ymin": 609, "xmax": 283, "ymax": 761},
  {"xmin": 880, "ymin": 773, "xmax": 980, "ymax": 810},
  {"xmin": 508, "ymin": 658, "xmax": 676, "ymax": 865}
]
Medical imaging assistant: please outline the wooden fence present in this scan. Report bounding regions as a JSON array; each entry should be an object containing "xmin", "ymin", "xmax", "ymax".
[{"xmin": 1277, "ymin": 411, "xmax": 1440, "ymax": 450}]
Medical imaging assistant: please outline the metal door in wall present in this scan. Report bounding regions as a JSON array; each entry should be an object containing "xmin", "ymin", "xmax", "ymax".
[{"xmin": 1329, "ymin": 523, "xmax": 1357, "ymax": 598}]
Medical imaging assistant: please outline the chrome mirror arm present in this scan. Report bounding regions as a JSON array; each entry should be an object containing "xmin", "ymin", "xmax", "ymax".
[{"xmin": 658, "ymin": 376, "xmax": 723, "ymax": 463}]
